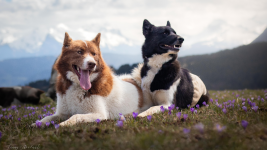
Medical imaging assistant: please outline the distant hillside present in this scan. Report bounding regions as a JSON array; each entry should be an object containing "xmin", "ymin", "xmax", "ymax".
[
  {"xmin": 179, "ymin": 42, "xmax": 267, "ymax": 90},
  {"xmin": 0, "ymin": 56, "xmax": 56, "ymax": 87}
]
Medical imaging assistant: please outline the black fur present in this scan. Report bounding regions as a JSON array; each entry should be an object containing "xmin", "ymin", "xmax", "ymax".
[
  {"xmin": 140, "ymin": 19, "xmax": 208, "ymax": 109},
  {"xmin": 142, "ymin": 19, "xmax": 182, "ymax": 59},
  {"xmin": 196, "ymin": 92, "xmax": 210, "ymax": 107},
  {"xmin": 175, "ymin": 68, "xmax": 194, "ymax": 109},
  {"xmin": 0, "ymin": 86, "xmax": 43, "ymax": 108},
  {"xmin": 141, "ymin": 58, "xmax": 150, "ymax": 78},
  {"xmin": 150, "ymin": 54, "xmax": 179, "ymax": 92}
]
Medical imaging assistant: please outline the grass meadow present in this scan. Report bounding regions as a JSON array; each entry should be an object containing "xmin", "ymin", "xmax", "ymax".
[{"xmin": 0, "ymin": 89, "xmax": 267, "ymax": 150}]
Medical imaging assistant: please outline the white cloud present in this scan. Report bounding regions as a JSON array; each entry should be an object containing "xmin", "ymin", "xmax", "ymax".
[{"xmin": 0, "ymin": 0, "xmax": 266, "ymax": 55}]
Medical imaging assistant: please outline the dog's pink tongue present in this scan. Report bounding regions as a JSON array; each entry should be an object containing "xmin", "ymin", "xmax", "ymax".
[{"xmin": 80, "ymin": 70, "xmax": 91, "ymax": 90}]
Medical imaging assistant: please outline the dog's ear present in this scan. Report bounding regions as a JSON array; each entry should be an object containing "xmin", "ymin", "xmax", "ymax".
[
  {"xmin": 92, "ymin": 33, "xmax": 101, "ymax": 47},
  {"xmin": 166, "ymin": 21, "xmax": 171, "ymax": 27},
  {"xmin": 143, "ymin": 19, "xmax": 154, "ymax": 37},
  {"xmin": 63, "ymin": 32, "xmax": 72, "ymax": 48}
]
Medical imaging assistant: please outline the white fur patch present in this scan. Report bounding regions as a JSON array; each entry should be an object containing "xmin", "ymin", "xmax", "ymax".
[
  {"xmin": 190, "ymin": 73, "xmax": 207, "ymax": 107},
  {"xmin": 82, "ymin": 54, "xmax": 96, "ymax": 70},
  {"xmin": 83, "ymin": 40, "xmax": 88, "ymax": 48}
]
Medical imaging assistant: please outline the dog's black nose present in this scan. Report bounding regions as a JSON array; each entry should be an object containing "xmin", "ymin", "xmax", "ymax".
[
  {"xmin": 88, "ymin": 62, "xmax": 96, "ymax": 70},
  {"xmin": 178, "ymin": 38, "xmax": 184, "ymax": 43}
]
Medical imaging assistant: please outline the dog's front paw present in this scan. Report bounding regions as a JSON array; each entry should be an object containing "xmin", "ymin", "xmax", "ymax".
[
  {"xmin": 31, "ymin": 123, "xmax": 37, "ymax": 128},
  {"xmin": 138, "ymin": 112, "xmax": 148, "ymax": 118}
]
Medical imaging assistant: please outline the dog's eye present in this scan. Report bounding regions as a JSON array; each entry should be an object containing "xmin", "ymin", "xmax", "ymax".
[
  {"xmin": 77, "ymin": 51, "xmax": 83, "ymax": 55},
  {"xmin": 163, "ymin": 31, "xmax": 169, "ymax": 35},
  {"xmin": 92, "ymin": 53, "xmax": 96, "ymax": 56}
]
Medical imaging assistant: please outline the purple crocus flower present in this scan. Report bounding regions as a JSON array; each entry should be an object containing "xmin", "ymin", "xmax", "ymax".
[
  {"xmin": 36, "ymin": 120, "xmax": 42, "ymax": 128},
  {"xmin": 51, "ymin": 121, "xmax": 55, "ymax": 125},
  {"xmin": 194, "ymin": 123, "xmax": 204, "ymax": 133},
  {"xmin": 196, "ymin": 104, "xmax": 200, "ymax": 109},
  {"xmin": 95, "ymin": 119, "xmax": 101, "ymax": 124},
  {"xmin": 183, "ymin": 114, "xmax": 188, "ymax": 121},
  {"xmin": 176, "ymin": 112, "xmax": 181, "ymax": 119},
  {"xmin": 55, "ymin": 124, "xmax": 59, "ymax": 129},
  {"xmin": 261, "ymin": 98, "xmax": 265, "ymax": 102},
  {"xmin": 170, "ymin": 104, "xmax": 175, "ymax": 110},
  {"xmin": 0, "ymin": 132, "xmax": 2, "ymax": 139},
  {"xmin": 242, "ymin": 102, "xmax": 245, "ymax": 105},
  {"xmin": 46, "ymin": 122, "xmax": 50, "ymax": 127},
  {"xmin": 252, "ymin": 106, "xmax": 258, "ymax": 112},
  {"xmin": 187, "ymin": 104, "xmax": 191, "ymax": 108},
  {"xmin": 18, "ymin": 118, "xmax": 21, "ymax": 121},
  {"xmin": 119, "ymin": 113, "xmax": 126, "ymax": 121},
  {"xmin": 242, "ymin": 106, "xmax": 247, "ymax": 112},
  {"xmin": 202, "ymin": 102, "xmax": 207, "ymax": 106},
  {"xmin": 183, "ymin": 128, "xmax": 190, "ymax": 134},
  {"xmin": 160, "ymin": 106, "xmax": 165, "ymax": 113},
  {"xmin": 2, "ymin": 108, "xmax": 6, "ymax": 111},
  {"xmin": 190, "ymin": 108, "xmax": 195, "ymax": 114},
  {"xmin": 47, "ymin": 105, "xmax": 51, "ymax": 108},
  {"xmin": 158, "ymin": 130, "xmax": 163, "ymax": 133},
  {"xmin": 168, "ymin": 106, "xmax": 173, "ymax": 115},
  {"xmin": 38, "ymin": 115, "xmax": 42, "ymax": 119},
  {"xmin": 11, "ymin": 105, "xmax": 16, "ymax": 110},
  {"xmin": 215, "ymin": 124, "xmax": 226, "ymax": 132},
  {"xmin": 0, "ymin": 114, "xmax": 3, "ymax": 119},
  {"xmin": 116, "ymin": 120, "xmax": 123, "ymax": 128},
  {"xmin": 222, "ymin": 108, "xmax": 227, "ymax": 114},
  {"xmin": 132, "ymin": 112, "xmax": 138, "ymax": 119},
  {"xmin": 215, "ymin": 99, "xmax": 218, "ymax": 103},
  {"xmin": 210, "ymin": 99, "xmax": 213, "ymax": 103},
  {"xmin": 176, "ymin": 107, "xmax": 179, "ymax": 110},
  {"xmin": 194, "ymin": 110, "xmax": 197, "ymax": 114},
  {"xmin": 147, "ymin": 115, "xmax": 152, "ymax": 121},
  {"xmin": 43, "ymin": 109, "xmax": 47, "ymax": 112},
  {"xmin": 241, "ymin": 120, "xmax": 248, "ymax": 130}
]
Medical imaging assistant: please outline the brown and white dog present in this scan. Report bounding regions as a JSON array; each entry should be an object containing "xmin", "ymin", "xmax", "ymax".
[{"xmin": 32, "ymin": 33, "xmax": 143, "ymax": 127}]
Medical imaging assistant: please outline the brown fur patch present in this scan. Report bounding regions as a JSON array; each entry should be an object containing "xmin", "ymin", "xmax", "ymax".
[
  {"xmin": 122, "ymin": 78, "xmax": 143, "ymax": 108},
  {"xmin": 55, "ymin": 33, "xmax": 113, "ymax": 97}
]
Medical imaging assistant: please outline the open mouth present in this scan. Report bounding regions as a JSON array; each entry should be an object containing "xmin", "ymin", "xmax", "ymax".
[
  {"xmin": 159, "ymin": 44, "xmax": 181, "ymax": 51},
  {"xmin": 72, "ymin": 65, "xmax": 92, "ymax": 91}
]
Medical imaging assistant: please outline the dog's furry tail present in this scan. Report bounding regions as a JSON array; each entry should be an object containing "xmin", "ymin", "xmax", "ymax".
[{"xmin": 131, "ymin": 63, "xmax": 143, "ymax": 87}]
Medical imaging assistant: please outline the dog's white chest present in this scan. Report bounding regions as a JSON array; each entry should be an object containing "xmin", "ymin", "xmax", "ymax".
[{"xmin": 62, "ymin": 84, "xmax": 94, "ymax": 115}]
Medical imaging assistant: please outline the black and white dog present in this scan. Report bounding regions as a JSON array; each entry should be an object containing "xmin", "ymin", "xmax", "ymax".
[{"xmin": 132, "ymin": 19, "xmax": 209, "ymax": 117}]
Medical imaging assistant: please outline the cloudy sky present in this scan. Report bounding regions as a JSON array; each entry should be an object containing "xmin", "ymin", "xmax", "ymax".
[{"xmin": 0, "ymin": 0, "xmax": 266, "ymax": 56}]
